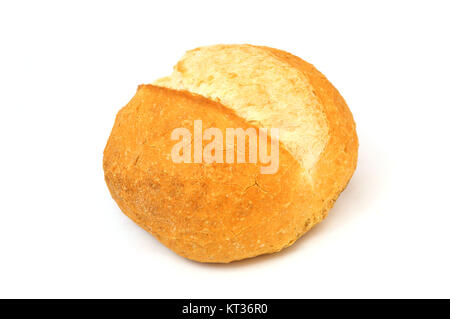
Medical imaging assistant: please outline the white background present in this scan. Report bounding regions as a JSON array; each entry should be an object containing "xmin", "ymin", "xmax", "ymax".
[{"xmin": 1, "ymin": 1, "xmax": 449, "ymax": 298}]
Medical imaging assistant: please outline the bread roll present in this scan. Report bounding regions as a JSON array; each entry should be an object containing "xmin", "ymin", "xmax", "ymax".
[{"xmin": 103, "ymin": 44, "xmax": 358, "ymax": 263}]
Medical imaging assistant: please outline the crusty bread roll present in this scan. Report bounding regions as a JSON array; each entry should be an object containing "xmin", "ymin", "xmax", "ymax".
[{"xmin": 103, "ymin": 44, "xmax": 358, "ymax": 263}]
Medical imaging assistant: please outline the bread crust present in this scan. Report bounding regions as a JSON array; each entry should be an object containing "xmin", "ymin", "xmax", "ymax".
[
  {"xmin": 104, "ymin": 85, "xmax": 323, "ymax": 262},
  {"xmin": 103, "ymin": 45, "xmax": 358, "ymax": 263}
]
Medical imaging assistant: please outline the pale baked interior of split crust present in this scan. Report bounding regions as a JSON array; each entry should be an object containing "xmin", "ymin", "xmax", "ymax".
[{"xmin": 154, "ymin": 45, "xmax": 329, "ymax": 173}]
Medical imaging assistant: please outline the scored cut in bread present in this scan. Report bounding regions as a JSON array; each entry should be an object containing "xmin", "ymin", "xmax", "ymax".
[{"xmin": 104, "ymin": 44, "xmax": 358, "ymax": 263}]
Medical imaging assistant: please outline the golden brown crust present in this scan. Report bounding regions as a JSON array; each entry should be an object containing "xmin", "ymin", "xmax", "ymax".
[{"xmin": 104, "ymin": 85, "xmax": 320, "ymax": 262}]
